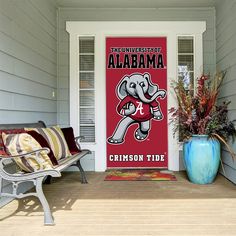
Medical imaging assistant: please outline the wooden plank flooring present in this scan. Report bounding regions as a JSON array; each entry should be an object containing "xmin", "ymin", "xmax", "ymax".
[{"xmin": 0, "ymin": 172, "xmax": 236, "ymax": 235}]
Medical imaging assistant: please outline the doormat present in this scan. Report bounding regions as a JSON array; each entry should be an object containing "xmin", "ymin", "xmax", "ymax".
[{"xmin": 104, "ymin": 169, "xmax": 177, "ymax": 181}]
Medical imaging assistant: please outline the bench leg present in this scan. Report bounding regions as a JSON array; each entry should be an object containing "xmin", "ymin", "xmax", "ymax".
[
  {"xmin": 36, "ymin": 177, "xmax": 54, "ymax": 225},
  {"xmin": 76, "ymin": 160, "xmax": 88, "ymax": 184}
]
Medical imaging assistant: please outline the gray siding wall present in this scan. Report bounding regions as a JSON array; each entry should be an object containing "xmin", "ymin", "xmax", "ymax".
[
  {"xmin": 0, "ymin": 0, "xmax": 57, "ymax": 126},
  {"xmin": 57, "ymin": 7, "xmax": 216, "ymax": 127},
  {"xmin": 0, "ymin": 0, "xmax": 57, "ymax": 205},
  {"xmin": 216, "ymin": 0, "xmax": 236, "ymax": 183}
]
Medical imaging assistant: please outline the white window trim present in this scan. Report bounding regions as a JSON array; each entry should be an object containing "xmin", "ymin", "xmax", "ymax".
[
  {"xmin": 176, "ymin": 34, "xmax": 203, "ymax": 148},
  {"xmin": 177, "ymin": 35, "xmax": 195, "ymax": 92},
  {"xmin": 78, "ymin": 36, "xmax": 96, "ymax": 143},
  {"xmin": 66, "ymin": 21, "xmax": 206, "ymax": 172}
]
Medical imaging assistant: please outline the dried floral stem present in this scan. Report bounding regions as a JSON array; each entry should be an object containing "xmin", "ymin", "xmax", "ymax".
[
  {"xmin": 211, "ymin": 133, "xmax": 236, "ymax": 176},
  {"xmin": 212, "ymin": 133, "xmax": 236, "ymax": 161}
]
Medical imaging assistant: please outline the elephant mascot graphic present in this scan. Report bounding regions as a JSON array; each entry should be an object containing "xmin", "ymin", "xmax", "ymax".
[{"xmin": 108, "ymin": 72, "xmax": 166, "ymax": 144}]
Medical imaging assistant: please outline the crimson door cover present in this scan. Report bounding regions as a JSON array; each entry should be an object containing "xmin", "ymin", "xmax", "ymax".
[{"xmin": 106, "ymin": 37, "xmax": 168, "ymax": 168}]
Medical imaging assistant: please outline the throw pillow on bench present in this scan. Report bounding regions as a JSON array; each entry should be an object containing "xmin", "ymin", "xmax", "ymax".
[
  {"xmin": 25, "ymin": 126, "xmax": 71, "ymax": 160},
  {"xmin": 0, "ymin": 126, "xmax": 81, "ymax": 173},
  {"xmin": 2, "ymin": 132, "xmax": 53, "ymax": 172},
  {"xmin": 26, "ymin": 130, "xmax": 58, "ymax": 166},
  {"xmin": 61, "ymin": 127, "xmax": 81, "ymax": 155},
  {"xmin": 0, "ymin": 128, "xmax": 25, "ymax": 155}
]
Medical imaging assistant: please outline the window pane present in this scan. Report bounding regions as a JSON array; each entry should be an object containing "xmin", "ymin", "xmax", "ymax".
[
  {"xmin": 178, "ymin": 37, "xmax": 193, "ymax": 53},
  {"xmin": 79, "ymin": 55, "xmax": 94, "ymax": 71},
  {"xmin": 178, "ymin": 55, "xmax": 194, "ymax": 71},
  {"xmin": 80, "ymin": 126, "xmax": 95, "ymax": 142},
  {"xmin": 80, "ymin": 108, "xmax": 95, "ymax": 124},
  {"xmin": 79, "ymin": 37, "xmax": 94, "ymax": 53},
  {"xmin": 178, "ymin": 72, "xmax": 194, "ymax": 91},
  {"xmin": 79, "ymin": 36, "xmax": 95, "ymax": 143},
  {"xmin": 80, "ymin": 72, "xmax": 94, "ymax": 89},
  {"xmin": 178, "ymin": 36, "xmax": 194, "ymax": 142},
  {"xmin": 80, "ymin": 90, "xmax": 94, "ymax": 106}
]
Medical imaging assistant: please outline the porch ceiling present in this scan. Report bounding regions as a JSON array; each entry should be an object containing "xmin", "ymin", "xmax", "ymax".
[{"xmin": 56, "ymin": 0, "xmax": 216, "ymax": 8}]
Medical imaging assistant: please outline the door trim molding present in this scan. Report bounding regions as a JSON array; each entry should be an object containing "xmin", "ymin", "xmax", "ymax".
[{"xmin": 66, "ymin": 21, "xmax": 206, "ymax": 171}]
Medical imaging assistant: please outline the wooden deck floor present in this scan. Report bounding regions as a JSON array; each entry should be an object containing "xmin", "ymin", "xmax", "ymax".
[{"xmin": 0, "ymin": 171, "xmax": 236, "ymax": 235}]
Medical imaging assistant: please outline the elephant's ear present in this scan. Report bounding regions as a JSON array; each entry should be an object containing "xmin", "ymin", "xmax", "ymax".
[
  {"xmin": 144, "ymin": 73, "xmax": 158, "ymax": 96},
  {"xmin": 117, "ymin": 76, "xmax": 129, "ymax": 99}
]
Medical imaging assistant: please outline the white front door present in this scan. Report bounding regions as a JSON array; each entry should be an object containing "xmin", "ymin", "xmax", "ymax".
[{"xmin": 66, "ymin": 21, "xmax": 206, "ymax": 171}]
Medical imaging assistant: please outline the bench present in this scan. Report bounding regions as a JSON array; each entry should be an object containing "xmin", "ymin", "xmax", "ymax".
[{"xmin": 0, "ymin": 121, "xmax": 91, "ymax": 225}]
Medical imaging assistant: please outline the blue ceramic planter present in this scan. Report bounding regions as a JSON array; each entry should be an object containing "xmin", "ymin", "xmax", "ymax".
[{"xmin": 183, "ymin": 135, "xmax": 220, "ymax": 184}]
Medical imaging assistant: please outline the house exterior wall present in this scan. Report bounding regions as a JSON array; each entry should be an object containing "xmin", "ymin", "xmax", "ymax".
[
  {"xmin": 0, "ymin": 0, "xmax": 57, "ymax": 126},
  {"xmin": 0, "ymin": 0, "xmax": 57, "ymax": 206},
  {"xmin": 216, "ymin": 0, "xmax": 236, "ymax": 183}
]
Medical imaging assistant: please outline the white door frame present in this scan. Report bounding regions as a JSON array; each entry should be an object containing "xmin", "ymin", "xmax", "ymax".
[{"xmin": 66, "ymin": 21, "xmax": 206, "ymax": 172}]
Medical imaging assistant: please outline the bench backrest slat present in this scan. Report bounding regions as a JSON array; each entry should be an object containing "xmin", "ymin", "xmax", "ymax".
[{"xmin": 0, "ymin": 120, "xmax": 46, "ymax": 130}]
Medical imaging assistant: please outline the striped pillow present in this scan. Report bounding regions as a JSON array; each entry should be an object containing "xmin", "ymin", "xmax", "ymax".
[
  {"xmin": 0, "ymin": 129, "xmax": 25, "ymax": 155},
  {"xmin": 25, "ymin": 126, "xmax": 71, "ymax": 160},
  {"xmin": 2, "ymin": 132, "xmax": 53, "ymax": 172},
  {"xmin": 26, "ymin": 130, "xmax": 58, "ymax": 166}
]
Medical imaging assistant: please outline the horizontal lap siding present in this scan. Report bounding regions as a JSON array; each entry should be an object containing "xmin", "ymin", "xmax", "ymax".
[
  {"xmin": 0, "ymin": 0, "xmax": 57, "ymax": 126},
  {"xmin": 0, "ymin": 0, "xmax": 57, "ymax": 204},
  {"xmin": 216, "ymin": 0, "xmax": 236, "ymax": 183}
]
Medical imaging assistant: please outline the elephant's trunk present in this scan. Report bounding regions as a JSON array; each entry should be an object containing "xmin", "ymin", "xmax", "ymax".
[{"xmin": 136, "ymin": 86, "xmax": 159, "ymax": 103}]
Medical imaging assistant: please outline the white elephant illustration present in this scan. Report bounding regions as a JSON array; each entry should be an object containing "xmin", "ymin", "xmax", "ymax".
[{"xmin": 108, "ymin": 72, "xmax": 166, "ymax": 144}]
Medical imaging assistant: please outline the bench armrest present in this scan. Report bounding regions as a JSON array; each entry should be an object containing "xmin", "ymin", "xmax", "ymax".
[
  {"xmin": 0, "ymin": 148, "xmax": 50, "ymax": 159},
  {"xmin": 0, "ymin": 163, "xmax": 61, "ymax": 181},
  {"xmin": 74, "ymin": 136, "xmax": 85, "ymax": 150},
  {"xmin": 0, "ymin": 148, "xmax": 61, "ymax": 181},
  {"xmin": 0, "ymin": 148, "xmax": 51, "ymax": 172}
]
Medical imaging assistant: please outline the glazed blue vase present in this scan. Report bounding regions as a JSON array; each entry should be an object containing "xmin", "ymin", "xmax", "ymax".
[{"xmin": 183, "ymin": 135, "xmax": 220, "ymax": 184}]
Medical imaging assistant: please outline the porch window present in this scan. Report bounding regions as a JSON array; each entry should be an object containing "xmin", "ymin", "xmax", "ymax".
[
  {"xmin": 177, "ymin": 36, "xmax": 194, "ymax": 141},
  {"xmin": 79, "ymin": 37, "xmax": 95, "ymax": 142},
  {"xmin": 178, "ymin": 36, "xmax": 194, "ymax": 95}
]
